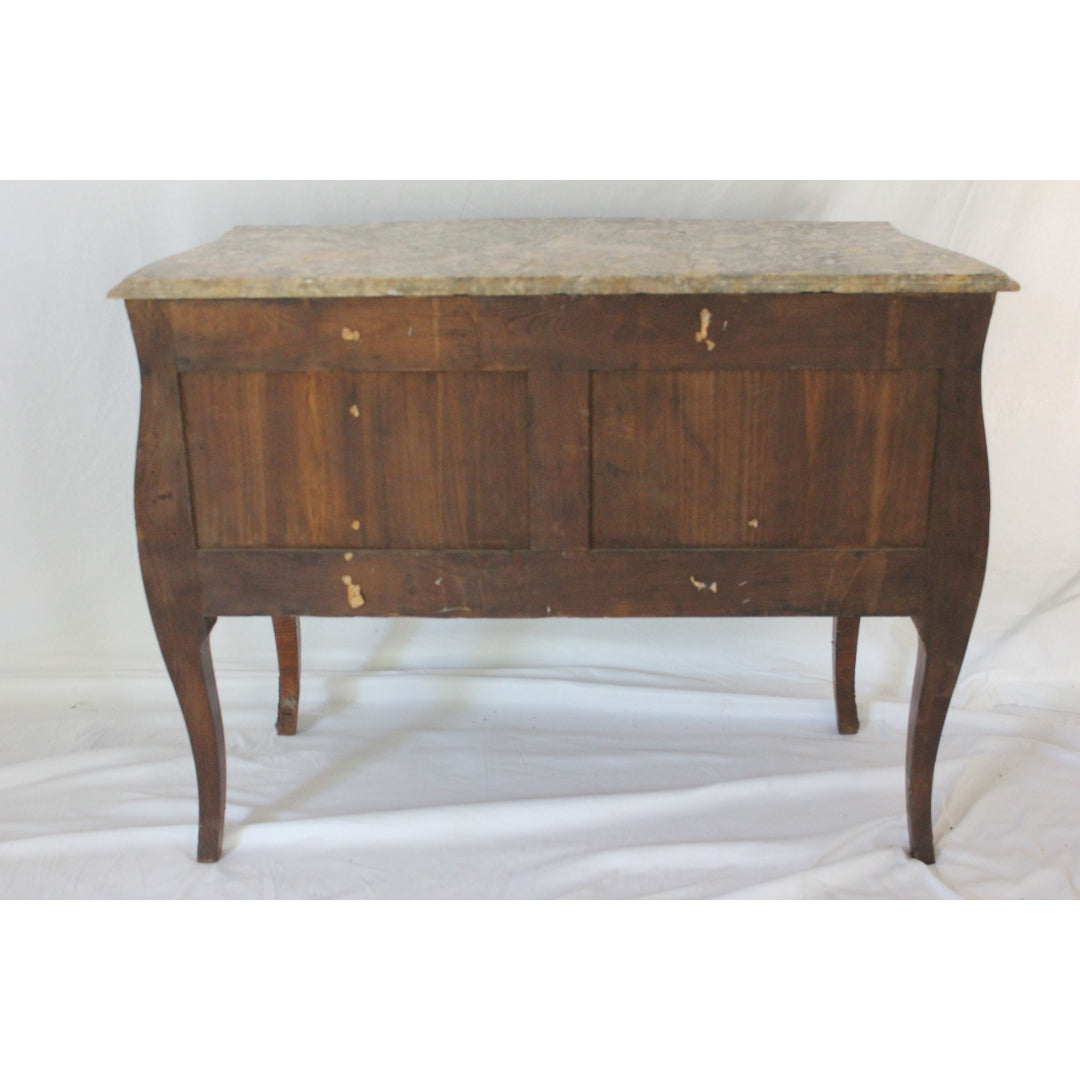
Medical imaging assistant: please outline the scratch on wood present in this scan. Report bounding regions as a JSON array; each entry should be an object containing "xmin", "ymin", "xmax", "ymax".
[
  {"xmin": 747, "ymin": 518, "xmax": 759, "ymax": 529},
  {"xmin": 348, "ymin": 404, "xmax": 360, "ymax": 417},
  {"xmin": 342, "ymin": 328, "xmax": 361, "ymax": 341},
  {"xmin": 690, "ymin": 576, "xmax": 718, "ymax": 593},
  {"xmin": 695, "ymin": 307, "xmax": 716, "ymax": 351},
  {"xmin": 341, "ymin": 575, "xmax": 365, "ymax": 608}
]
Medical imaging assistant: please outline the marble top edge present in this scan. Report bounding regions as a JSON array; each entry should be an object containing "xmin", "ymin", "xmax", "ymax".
[{"xmin": 108, "ymin": 218, "xmax": 1019, "ymax": 298}]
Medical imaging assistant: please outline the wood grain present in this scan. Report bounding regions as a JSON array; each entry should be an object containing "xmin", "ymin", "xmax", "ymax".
[
  {"xmin": 527, "ymin": 371, "xmax": 590, "ymax": 550},
  {"xmin": 180, "ymin": 371, "xmax": 529, "ymax": 549},
  {"xmin": 197, "ymin": 548, "xmax": 930, "ymax": 619},
  {"xmin": 124, "ymin": 280, "xmax": 1003, "ymax": 866},
  {"xmin": 832, "ymin": 616, "xmax": 860, "ymax": 734},
  {"xmin": 905, "ymin": 299, "xmax": 994, "ymax": 862},
  {"xmin": 128, "ymin": 300, "xmax": 225, "ymax": 862},
  {"xmin": 272, "ymin": 615, "xmax": 300, "ymax": 735},
  {"xmin": 168, "ymin": 296, "xmax": 479, "ymax": 371},
  {"xmin": 591, "ymin": 369, "xmax": 940, "ymax": 548},
  {"xmin": 163, "ymin": 294, "xmax": 982, "ymax": 373}
]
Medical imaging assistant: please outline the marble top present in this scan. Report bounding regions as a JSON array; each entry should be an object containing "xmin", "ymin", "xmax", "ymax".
[{"xmin": 109, "ymin": 219, "xmax": 1019, "ymax": 299}]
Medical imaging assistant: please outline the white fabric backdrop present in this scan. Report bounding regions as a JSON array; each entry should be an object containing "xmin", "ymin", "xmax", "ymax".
[{"xmin": 1, "ymin": 180, "xmax": 1078, "ymax": 898}]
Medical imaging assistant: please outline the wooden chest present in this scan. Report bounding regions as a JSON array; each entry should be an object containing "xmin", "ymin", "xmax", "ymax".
[{"xmin": 111, "ymin": 219, "xmax": 1017, "ymax": 864}]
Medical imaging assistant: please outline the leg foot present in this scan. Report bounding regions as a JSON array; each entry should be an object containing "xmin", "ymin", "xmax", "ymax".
[
  {"xmin": 272, "ymin": 616, "xmax": 301, "ymax": 736},
  {"xmin": 832, "ymin": 616, "xmax": 860, "ymax": 734}
]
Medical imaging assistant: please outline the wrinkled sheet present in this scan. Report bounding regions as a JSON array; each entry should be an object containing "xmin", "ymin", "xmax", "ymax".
[{"xmin": 3, "ymin": 629, "xmax": 1078, "ymax": 899}]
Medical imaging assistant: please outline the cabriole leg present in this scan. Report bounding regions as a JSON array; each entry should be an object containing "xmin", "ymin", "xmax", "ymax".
[
  {"xmin": 904, "ymin": 352, "xmax": 992, "ymax": 865},
  {"xmin": 129, "ymin": 299, "xmax": 227, "ymax": 862},
  {"xmin": 151, "ymin": 614, "xmax": 226, "ymax": 862},
  {"xmin": 906, "ymin": 619, "xmax": 975, "ymax": 865}
]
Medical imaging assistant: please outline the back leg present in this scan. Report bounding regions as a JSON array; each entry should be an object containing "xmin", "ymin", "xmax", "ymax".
[
  {"xmin": 832, "ymin": 616, "xmax": 860, "ymax": 734},
  {"xmin": 272, "ymin": 616, "xmax": 301, "ymax": 735}
]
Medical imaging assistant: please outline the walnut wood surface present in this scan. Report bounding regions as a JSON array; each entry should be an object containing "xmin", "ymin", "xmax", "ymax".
[
  {"xmin": 527, "ymin": 371, "xmax": 590, "ymax": 550},
  {"xmin": 272, "ymin": 616, "xmax": 300, "ymax": 736},
  {"xmin": 129, "ymin": 301, "xmax": 225, "ymax": 862},
  {"xmin": 125, "ymin": 287, "xmax": 1000, "ymax": 865},
  {"xmin": 181, "ymin": 371, "xmax": 529, "ymax": 549},
  {"xmin": 832, "ymin": 617, "xmax": 861, "ymax": 734},
  {"xmin": 905, "ymin": 353, "xmax": 993, "ymax": 863},
  {"xmin": 197, "ymin": 548, "xmax": 930, "ymax": 619},
  {"xmin": 591, "ymin": 369, "xmax": 939, "ymax": 548},
  {"xmin": 164, "ymin": 294, "xmax": 979, "ymax": 373}
]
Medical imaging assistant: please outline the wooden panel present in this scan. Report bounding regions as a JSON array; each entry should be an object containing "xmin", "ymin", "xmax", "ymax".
[
  {"xmin": 180, "ymin": 371, "xmax": 529, "ymax": 549},
  {"xmin": 591, "ymin": 369, "xmax": 941, "ymax": 548},
  {"xmin": 527, "ymin": 371, "xmax": 590, "ymax": 549},
  {"xmin": 476, "ymin": 293, "xmax": 898, "ymax": 370},
  {"xmin": 197, "ymin": 548, "xmax": 931, "ymax": 619},
  {"xmin": 897, "ymin": 294, "xmax": 996, "ymax": 369},
  {"xmin": 164, "ymin": 293, "xmax": 977, "ymax": 373},
  {"xmin": 167, "ymin": 297, "xmax": 480, "ymax": 372}
]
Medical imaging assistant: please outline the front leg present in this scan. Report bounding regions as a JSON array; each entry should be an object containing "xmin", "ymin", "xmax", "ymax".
[
  {"xmin": 130, "ymin": 299, "xmax": 227, "ymax": 862},
  {"xmin": 904, "ymin": 345, "xmax": 991, "ymax": 864},
  {"xmin": 152, "ymin": 612, "xmax": 227, "ymax": 862},
  {"xmin": 906, "ymin": 616, "xmax": 979, "ymax": 865}
]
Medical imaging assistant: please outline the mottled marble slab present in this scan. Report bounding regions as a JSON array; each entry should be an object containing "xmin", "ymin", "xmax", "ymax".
[{"xmin": 109, "ymin": 219, "xmax": 1018, "ymax": 299}]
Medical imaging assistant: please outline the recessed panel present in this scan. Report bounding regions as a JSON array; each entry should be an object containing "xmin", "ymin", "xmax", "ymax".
[
  {"xmin": 181, "ymin": 371, "xmax": 529, "ymax": 549},
  {"xmin": 591, "ymin": 370, "xmax": 940, "ymax": 548}
]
